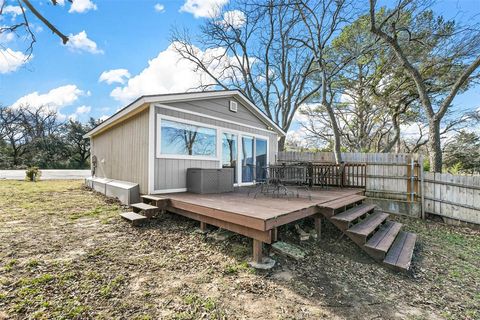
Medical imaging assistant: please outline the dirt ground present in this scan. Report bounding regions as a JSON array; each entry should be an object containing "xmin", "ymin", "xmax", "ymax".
[{"xmin": 0, "ymin": 180, "xmax": 478, "ymax": 320}]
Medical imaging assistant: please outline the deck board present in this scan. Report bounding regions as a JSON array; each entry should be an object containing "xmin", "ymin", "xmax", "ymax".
[{"xmin": 162, "ymin": 188, "xmax": 363, "ymax": 231}]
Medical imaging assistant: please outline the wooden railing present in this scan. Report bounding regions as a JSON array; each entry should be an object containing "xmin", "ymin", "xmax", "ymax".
[
  {"xmin": 307, "ymin": 162, "xmax": 367, "ymax": 188},
  {"xmin": 274, "ymin": 161, "xmax": 367, "ymax": 188}
]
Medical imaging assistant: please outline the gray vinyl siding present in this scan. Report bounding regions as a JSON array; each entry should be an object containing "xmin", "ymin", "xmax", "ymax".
[
  {"xmin": 164, "ymin": 97, "xmax": 269, "ymax": 129},
  {"xmin": 91, "ymin": 108, "xmax": 149, "ymax": 194},
  {"xmin": 155, "ymin": 159, "xmax": 219, "ymax": 190},
  {"xmin": 154, "ymin": 104, "xmax": 278, "ymax": 191}
]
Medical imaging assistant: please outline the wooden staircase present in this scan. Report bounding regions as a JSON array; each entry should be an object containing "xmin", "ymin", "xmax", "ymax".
[
  {"xmin": 318, "ymin": 194, "xmax": 417, "ymax": 271},
  {"xmin": 120, "ymin": 195, "xmax": 167, "ymax": 225}
]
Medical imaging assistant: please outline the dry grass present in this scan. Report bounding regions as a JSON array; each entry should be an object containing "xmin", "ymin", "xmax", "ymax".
[{"xmin": 0, "ymin": 180, "xmax": 478, "ymax": 319}]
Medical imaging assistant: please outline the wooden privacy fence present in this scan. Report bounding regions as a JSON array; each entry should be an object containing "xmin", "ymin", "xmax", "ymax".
[
  {"xmin": 277, "ymin": 151, "xmax": 480, "ymax": 226},
  {"xmin": 278, "ymin": 151, "xmax": 421, "ymax": 201},
  {"xmin": 424, "ymin": 173, "xmax": 480, "ymax": 225}
]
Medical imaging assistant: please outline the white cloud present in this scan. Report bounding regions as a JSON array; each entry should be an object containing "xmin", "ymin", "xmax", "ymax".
[
  {"xmin": 99, "ymin": 115, "xmax": 109, "ymax": 122},
  {"xmin": 68, "ymin": 0, "xmax": 97, "ymax": 13},
  {"xmin": 180, "ymin": 0, "xmax": 228, "ymax": 18},
  {"xmin": 3, "ymin": 5, "xmax": 22, "ymax": 16},
  {"xmin": 154, "ymin": 3, "xmax": 165, "ymax": 13},
  {"xmin": 75, "ymin": 105, "xmax": 91, "ymax": 114},
  {"xmin": 99, "ymin": 68, "xmax": 131, "ymax": 84},
  {"xmin": 0, "ymin": 48, "xmax": 31, "ymax": 74},
  {"xmin": 219, "ymin": 10, "xmax": 246, "ymax": 29},
  {"xmin": 0, "ymin": 27, "xmax": 15, "ymax": 43},
  {"xmin": 11, "ymin": 85, "xmax": 85, "ymax": 112},
  {"xmin": 286, "ymin": 127, "xmax": 311, "ymax": 149},
  {"xmin": 110, "ymin": 42, "xmax": 236, "ymax": 103},
  {"xmin": 66, "ymin": 31, "xmax": 103, "ymax": 54}
]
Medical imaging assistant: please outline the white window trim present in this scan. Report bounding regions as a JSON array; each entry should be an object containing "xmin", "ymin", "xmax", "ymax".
[{"xmin": 156, "ymin": 114, "xmax": 219, "ymax": 161}]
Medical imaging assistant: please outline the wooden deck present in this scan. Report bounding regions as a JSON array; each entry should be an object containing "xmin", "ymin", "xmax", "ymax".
[
  {"xmin": 161, "ymin": 188, "xmax": 364, "ymax": 245},
  {"xmin": 133, "ymin": 187, "xmax": 417, "ymax": 270}
]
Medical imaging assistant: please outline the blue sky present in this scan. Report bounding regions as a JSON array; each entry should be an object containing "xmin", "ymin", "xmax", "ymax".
[{"xmin": 1, "ymin": 0, "xmax": 479, "ymax": 125}]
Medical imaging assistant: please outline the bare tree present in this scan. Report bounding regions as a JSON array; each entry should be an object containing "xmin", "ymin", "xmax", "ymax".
[
  {"xmin": 171, "ymin": 0, "xmax": 321, "ymax": 151},
  {"xmin": 290, "ymin": 0, "xmax": 359, "ymax": 163},
  {"xmin": 1, "ymin": 0, "xmax": 70, "ymax": 58},
  {"xmin": 369, "ymin": 0, "xmax": 480, "ymax": 171},
  {"xmin": 0, "ymin": 106, "xmax": 28, "ymax": 166}
]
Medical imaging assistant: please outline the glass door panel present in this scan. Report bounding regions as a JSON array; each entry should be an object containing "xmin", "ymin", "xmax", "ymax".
[
  {"xmin": 255, "ymin": 139, "xmax": 267, "ymax": 182},
  {"xmin": 222, "ymin": 133, "xmax": 238, "ymax": 183},
  {"xmin": 241, "ymin": 136, "xmax": 254, "ymax": 183}
]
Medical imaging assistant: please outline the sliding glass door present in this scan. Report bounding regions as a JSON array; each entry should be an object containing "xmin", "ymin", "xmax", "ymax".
[
  {"xmin": 222, "ymin": 133, "xmax": 238, "ymax": 183},
  {"xmin": 241, "ymin": 136, "xmax": 255, "ymax": 183},
  {"xmin": 255, "ymin": 138, "xmax": 267, "ymax": 182},
  {"xmin": 221, "ymin": 131, "xmax": 268, "ymax": 185}
]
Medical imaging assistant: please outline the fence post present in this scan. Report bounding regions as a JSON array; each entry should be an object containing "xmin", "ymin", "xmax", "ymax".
[
  {"xmin": 419, "ymin": 155, "xmax": 425, "ymax": 219},
  {"xmin": 308, "ymin": 163, "xmax": 313, "ymax": 187},
  {"xmin": 406, "ymin": 157, "xmax": 412, "ymax": 202}
]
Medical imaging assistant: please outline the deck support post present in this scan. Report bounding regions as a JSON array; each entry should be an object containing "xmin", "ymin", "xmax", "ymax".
[
  {"xmin": 271, "ymin": 228, "xmax": 278, "ymax": 242},
  {"xmin": 314, "ymin": 216, "xmax": 322, "ymax": 240},
  {"xmin": 252, "ymin": 239, "xmax": 263, "ymax": 263},
  {"xmin": 200, "ymin": 221, "xmax": 207, "ymax": 232}
]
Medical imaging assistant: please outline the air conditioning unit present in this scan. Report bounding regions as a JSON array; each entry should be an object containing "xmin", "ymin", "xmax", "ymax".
[{"xmin": 229, "ymin": 100, "xmax": 238, "ymax": 112}]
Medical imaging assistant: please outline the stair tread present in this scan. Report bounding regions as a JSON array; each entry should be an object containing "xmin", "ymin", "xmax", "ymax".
[
  {"xmin": 131, "ymin": 202, "xmax": 158, "ymax": 211},
  {"xmin": 347, "ymin": 212, "xmax": 389, "ymax": 237},
  {"xmin": 365, "ymin": 221, "xmax": 403, "ymax": 252},
  {"xmin": 120, "ymin": 211, "xmax": 147, "ymax": 221},
  {"xmin": 331, "ymin": 204, "xmax": 376, "ymax": 222},
  {"xmin": 320, "ymin": 195, "xmax": 366, "ymax": 210},
  {"xmin": 383, "ymin": 231, "xmax": 417, "ymax": 271},
  {"xmin": 141, "ymin": 195, "xmax": 167, "ymax": 201}
]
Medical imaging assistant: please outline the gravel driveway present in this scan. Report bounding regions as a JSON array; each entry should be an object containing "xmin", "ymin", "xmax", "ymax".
[{"xmin": 0, "ymin": 169, "xmax": 90, "ymax": 180}]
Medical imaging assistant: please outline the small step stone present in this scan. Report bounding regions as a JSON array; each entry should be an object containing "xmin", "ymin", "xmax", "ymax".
[
  {"xmin": 209, "ymin": 229, "xmax": 235, "ymax": 241},
  {"xmin": 271, "ymin": 241, "xmax": 306, "ymax": 260}
]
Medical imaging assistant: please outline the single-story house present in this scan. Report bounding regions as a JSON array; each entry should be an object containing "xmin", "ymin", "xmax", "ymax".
[{"xmin": 84, "ymin": 90, "xmax": 285, "ymax": 195}]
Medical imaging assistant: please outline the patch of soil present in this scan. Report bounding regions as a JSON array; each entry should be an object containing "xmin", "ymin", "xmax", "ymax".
[{"xmin": 0, "ymin": 181, "xmax": 478, "ymax": 319}]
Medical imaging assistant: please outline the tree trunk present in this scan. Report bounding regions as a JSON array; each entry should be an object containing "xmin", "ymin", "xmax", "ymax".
[
  {"xmin": 428, "ymin": 120, "xmax": 442, "ymax": 172},
  {"xmin": 324, "ymin": 103, "xmax": 343, "ymax": 164},
  {"xmin": 382, "ymin": 112, "xmax": 401, "ymax": 153},
  {"xmin": 278, "ymin": 136, "xmax": 286, "ymax": 153},
  {"xmin": 321, "ymin": 72, "xmax": 342, "ymax": 164}
]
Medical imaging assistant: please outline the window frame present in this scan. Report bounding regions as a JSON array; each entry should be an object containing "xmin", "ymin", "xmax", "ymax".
[{"xmin": 156, "ymin": 114, "xmax": 219, "ymax": 160}]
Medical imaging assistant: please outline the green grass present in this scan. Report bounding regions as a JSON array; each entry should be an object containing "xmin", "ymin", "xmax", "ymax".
[
  {"xmin": 173, "ymin": 293, "xmax": 224, "ymax": 320},
  {"xmin": 4, "ymin": 259, "xmax": 18, "ymax": 272},
  {"xmin": 0, "ymin": 180, "xmax": 478, "ymax": 320}
]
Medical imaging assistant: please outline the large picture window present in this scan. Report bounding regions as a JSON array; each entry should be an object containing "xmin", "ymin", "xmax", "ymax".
[{"xmin": 160, "ymin": 119, "xmax": 216, "ymax": 157}]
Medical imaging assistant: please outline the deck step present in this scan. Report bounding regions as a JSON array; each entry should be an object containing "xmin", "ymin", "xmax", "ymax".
[
  {"xmin": 130, "ymin": 202, "xmax": 159, "ymax": 218},
  {"xmin": 321, "ymin": 194, "xmax": 366, "ymax": 210},
  {"xmin": 364, "ymin": 221, "xmax": 403, "ymax": 259},
  {"xmin": 120, "ymin": 211, "xmax": 147, "ymax": 226},
  {"xmin": 383, "ymin": 231, "xmax": 417, "ymax": 271},
  {"xmin": 331, "ymin": 204, "xmax": 376, "ymax": 224},
  {"xmin": 141, "ymin": 195, "xmax": 167, "ymax": 202},
  {"xmin": 131, "ymin": 202, "xmax": 158, "ymax": 211},
  {"xmin": 347, "ymin": 212, "xmax": 389, "ymax": 240}
]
